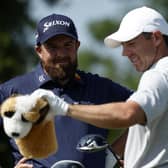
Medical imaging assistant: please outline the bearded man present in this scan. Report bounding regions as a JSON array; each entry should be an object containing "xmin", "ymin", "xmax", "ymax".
[{"xmin": 0, "ymin": 14, "xmax": 132, "ymax": 168}]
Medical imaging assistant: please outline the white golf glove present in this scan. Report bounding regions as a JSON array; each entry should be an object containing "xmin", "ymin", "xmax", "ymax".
[{"xmin": 31, "ymin": 89, "xmax": 69, "ymax": 115}]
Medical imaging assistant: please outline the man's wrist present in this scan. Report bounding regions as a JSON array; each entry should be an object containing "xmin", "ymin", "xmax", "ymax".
[{"xmin": 66, "ymin": 104, "xmax": 72, "ymax": 116}]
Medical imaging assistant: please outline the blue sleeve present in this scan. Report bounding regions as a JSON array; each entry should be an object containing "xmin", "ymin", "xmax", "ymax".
[
  {"xmin": 90, "ymin": 74, "xmax": 133, "ymax": 104},
  {"xmin": 0, "ymin": 88, "xmax": 5, "ymax": 127},
  {"xmin": 0, "ymin": 82, "xmax": 14, "ymax": 103},
  {"xmin": 0, "ymin": 88, "xmax": 6, "ymax": 103}
]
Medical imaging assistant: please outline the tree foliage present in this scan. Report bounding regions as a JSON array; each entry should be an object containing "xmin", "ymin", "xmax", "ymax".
[
  {"xmin": 0, "ymin": 0, "xmax": 61, "ymax": 83},
  {"xmin": 0, "ymin": 0, "xmax": 34, "ymax": 82},
  {"xmin": 88, "ymin": 19, "xmax": 119, "ymax": 43}
]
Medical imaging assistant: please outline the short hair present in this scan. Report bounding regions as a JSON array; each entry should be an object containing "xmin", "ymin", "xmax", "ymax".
[{"xmin": 142, "ymin": 32, "xmax": 168, "ymax": 46}]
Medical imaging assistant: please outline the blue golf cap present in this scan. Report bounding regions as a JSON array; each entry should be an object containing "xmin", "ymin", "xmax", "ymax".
[{"xmin": 35, "ymin": 14, "xmax": 78, "ymax": 45}]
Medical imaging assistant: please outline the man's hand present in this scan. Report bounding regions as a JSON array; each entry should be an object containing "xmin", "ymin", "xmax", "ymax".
[
  {"xmin": 31, "ymin": 89, "xmax": 69, "ymax": 115},
  {"xmin": 14, "ymin": 157, "xmax": 33, "ymax": 168}
]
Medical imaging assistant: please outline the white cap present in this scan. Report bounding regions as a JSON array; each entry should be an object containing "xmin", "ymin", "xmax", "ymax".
[{"xmin": 104, "ymin": 6, "xmax": 168, "ymax": 48}]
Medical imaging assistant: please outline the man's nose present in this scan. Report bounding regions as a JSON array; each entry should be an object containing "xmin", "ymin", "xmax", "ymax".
[
  {"xmin": 53, "ymin": 48, "xmax": 66, "ymax": 57},
  {"xmin": 122, "ymin": 47, "xmax": 132, "ymax": 57}
]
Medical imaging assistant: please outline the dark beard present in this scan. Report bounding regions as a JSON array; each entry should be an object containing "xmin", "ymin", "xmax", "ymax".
[{"xmin": 42, "ymin": 60, "xmax": 77, "ymax": 85}]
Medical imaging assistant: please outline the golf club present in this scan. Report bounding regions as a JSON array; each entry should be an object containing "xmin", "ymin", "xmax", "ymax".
[
  {"xmin": 51, "ymin": 160, "xmax": 85, "ymax": 168},
  {"xmin": 76, "ymin": 134, "xmax": 122, "ymax": 167}
]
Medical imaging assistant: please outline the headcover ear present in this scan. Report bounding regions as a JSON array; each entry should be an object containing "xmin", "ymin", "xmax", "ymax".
[{"xmin": 23, "ymin": 98, "xmax": 49, "ymax": 123}]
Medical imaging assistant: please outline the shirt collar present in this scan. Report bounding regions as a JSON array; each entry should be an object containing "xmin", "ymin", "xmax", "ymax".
[{"xmin": 34, "ymin": 63, "xmax": 84, "ymax": 88}]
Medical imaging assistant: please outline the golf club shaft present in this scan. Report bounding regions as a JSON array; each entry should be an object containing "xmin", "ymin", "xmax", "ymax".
[{"xmin": 108, "ymin": 145, "xmax": 123, "ymax": 167}]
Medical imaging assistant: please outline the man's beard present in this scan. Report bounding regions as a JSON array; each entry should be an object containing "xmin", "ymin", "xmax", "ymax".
[{"xmin": 42, "ymin": 60, "xmax": 77, "ymax": 85}]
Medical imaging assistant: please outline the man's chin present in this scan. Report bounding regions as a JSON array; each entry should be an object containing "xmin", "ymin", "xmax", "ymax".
[
  {"xmin": 43, "ymin": 63, "xmax": 77, "ymax": 82},
  {"xmin": 50, "ymin": 75, "xmax": 70, "ymax": 85}
]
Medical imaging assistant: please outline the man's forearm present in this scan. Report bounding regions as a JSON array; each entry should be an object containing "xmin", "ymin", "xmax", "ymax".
[{"xmin": 67, "ymin": 101, "xmax": 146, "ymax": 129}]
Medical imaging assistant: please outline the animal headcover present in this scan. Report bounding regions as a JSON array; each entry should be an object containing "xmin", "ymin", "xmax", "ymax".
[{"xmin": 0, "ymin": 94, "xmax": 58, "ymax": 159}]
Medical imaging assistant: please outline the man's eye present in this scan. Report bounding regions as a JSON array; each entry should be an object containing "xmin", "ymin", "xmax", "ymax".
[
  {"xmin": 47, "ymin": 45, "xmax": 55, "ymax": 49},
  {"xmin": 21, "ymin": 115, "xmax": 29, "ymax": 122},
  {"xmin": 65, "ymin": 42, "xmax": 74, "ymax": 48},
  {"xmin": 4, "ymin": 111, "xmax": 14, "ymax": 118},
  {"xmin": 128, "ymin": 42, "xmax": 135, "ymax": 46}
]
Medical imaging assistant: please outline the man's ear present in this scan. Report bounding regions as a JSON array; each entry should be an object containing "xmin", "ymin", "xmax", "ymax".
[
  {"xmin": 76, "ymin": 41, "xmax": 80, "ymax": 50},
  {"xmin": 152, "ymin": 31, "xmax": 163, "ymax": 47},
  {"xmin": 35, "ymin": 45, "xmax": 42, "ymax": 59}
]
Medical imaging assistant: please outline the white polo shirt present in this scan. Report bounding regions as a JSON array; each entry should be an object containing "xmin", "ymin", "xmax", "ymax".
[{"xmin": 125, "ymin": 57, "xmax": 168, "ymax": 168}]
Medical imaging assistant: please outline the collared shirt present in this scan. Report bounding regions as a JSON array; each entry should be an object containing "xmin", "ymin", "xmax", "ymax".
[
  {"xmin": 0, "ymin": 64, "xmax": 132, "ymax": 168},
  {"xmin": 126, "ymin": 57, "xmax": 168, "ymax": 168}
]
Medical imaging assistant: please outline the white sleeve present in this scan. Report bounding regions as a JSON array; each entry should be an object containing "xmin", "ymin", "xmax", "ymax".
[{"xmin": 128, "ymin": 69, "xmax": 168, "ymax": 124}]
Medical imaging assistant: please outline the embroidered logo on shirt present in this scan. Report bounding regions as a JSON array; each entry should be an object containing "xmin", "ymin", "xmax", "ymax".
[{"xmin": 39, "ymin": 75, "xmax": 45, "ymax": 82}]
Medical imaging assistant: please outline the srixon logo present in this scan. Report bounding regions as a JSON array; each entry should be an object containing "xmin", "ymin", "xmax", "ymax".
[{"xmin": 43, "ymin": 20, "xmax": 70, "ymax": 32}]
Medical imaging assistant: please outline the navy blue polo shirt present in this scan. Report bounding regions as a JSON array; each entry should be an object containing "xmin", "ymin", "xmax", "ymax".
[{"xmin": 0, "ymin": 64, "xmax": 132, "ymax": 168}]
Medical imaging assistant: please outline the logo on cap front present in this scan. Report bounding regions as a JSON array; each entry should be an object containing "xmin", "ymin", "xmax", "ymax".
[{"xmin": 43, "ymin": 20, "xmax": 70, "ymax": 33}]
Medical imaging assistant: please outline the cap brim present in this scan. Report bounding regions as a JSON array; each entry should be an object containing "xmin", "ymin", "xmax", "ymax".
[
  {"xmin": 38, "ymin": 32, "xmax": 78, "ymax": 45},
  {"xmin": 104, "ymin": 30, "xmax": 142, "ymax": 48}
]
